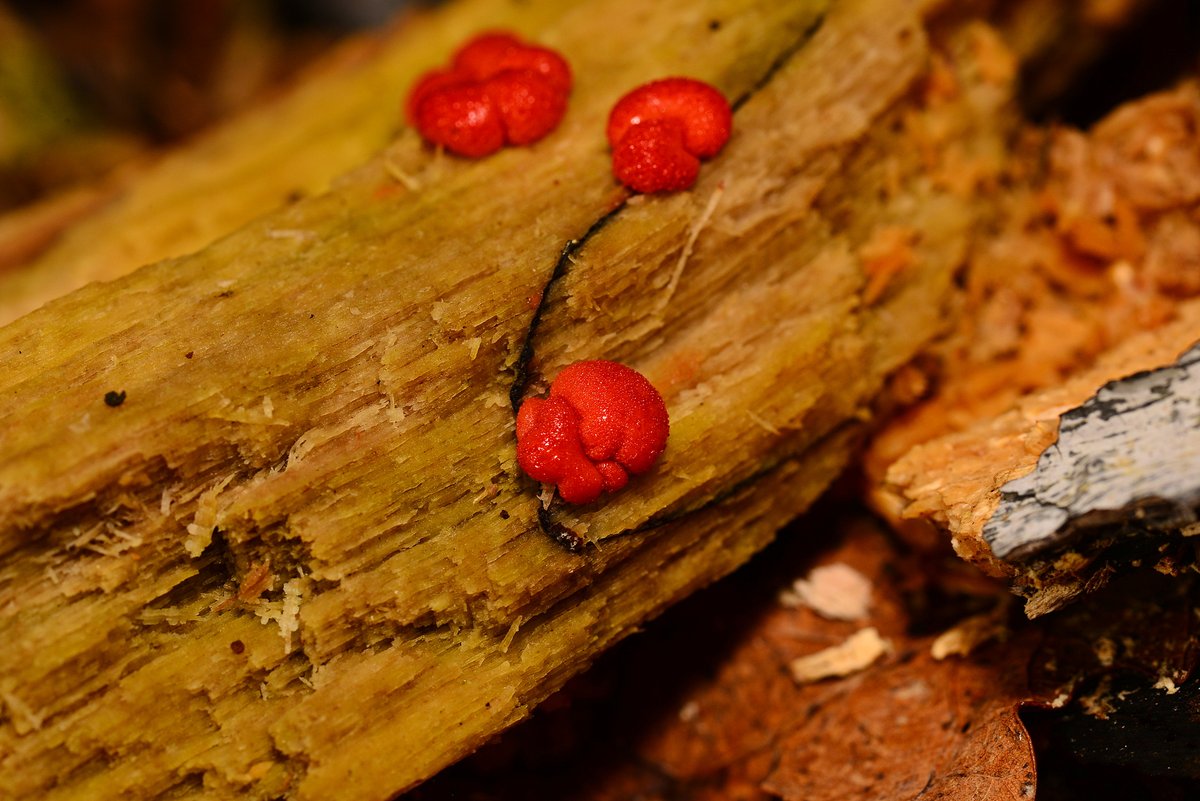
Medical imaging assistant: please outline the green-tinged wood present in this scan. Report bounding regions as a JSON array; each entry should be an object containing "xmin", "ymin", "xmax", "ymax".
[
  {"xmin": 0, "ymin": 0, "xmax": 584, "ymax": 326},
  {"xmin": 0, "ymin": 0, "xmax": 1019, "ymax": 797}
]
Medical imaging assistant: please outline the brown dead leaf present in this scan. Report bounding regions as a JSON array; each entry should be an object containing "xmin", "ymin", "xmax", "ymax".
[
  {"xmin": 634, "ymin": 518, "xmax": 1045, "ymax": 801},
  {"xmin": 764, "ymin": 640, "xmax": 1038, "ymax": 801},
  {"xmin": 408, "ymin": 511, "xmax": 1199, "ymax": 801},
  {"xmin": 411, "ymin": 513, "xmax": 1043, "ymax": 801}
]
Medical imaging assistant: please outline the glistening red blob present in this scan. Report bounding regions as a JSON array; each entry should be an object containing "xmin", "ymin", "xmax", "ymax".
[
  {"xmin": 606, "ymin": 77, "xmax": 732, "ymax": 193},
  {"xmin": 516, "ymin": 361, "xmax": 670, "ymax": 505},
  {"xmin": 485, "ymin": 69, "xmax": 569, "ymax": 145},
  {"xmin": 454, "ymin": 32, "xmax": 572, "ymax": 94},
  {"xmin": 611, "ymin": 119, "xmax": 699, "ymax": 194},
  {"xmin": 407, "ymin": 31, "xmax": 572, "ymax": 157},
  {"xmin": 413, "ymin": 83, "xmax": 504, "ymax": 158}
]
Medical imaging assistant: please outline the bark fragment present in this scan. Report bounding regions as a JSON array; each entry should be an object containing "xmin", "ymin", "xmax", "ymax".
[{"xmin": 870, "ymin": 82, "xmax": 1200, "ymax": 613}]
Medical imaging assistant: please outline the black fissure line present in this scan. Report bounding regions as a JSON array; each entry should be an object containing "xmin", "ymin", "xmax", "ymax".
[
  {"xmin": 730, "ymin": 10, "xmax": 827, "ymax": 113},
  {"xmin": 508, "ymin": 204, "xmax": 626, "ymax": 413},
  {"xmin": 514, "ymin": 10, "xmax": 830, "ymax": 550},
  {"xmin": 508, "ymin": 9, "xmax": 829, "ymax": 414},
  {"xmin": 538, "ymin": 505, "xmax": 588, "ymax": 554}
]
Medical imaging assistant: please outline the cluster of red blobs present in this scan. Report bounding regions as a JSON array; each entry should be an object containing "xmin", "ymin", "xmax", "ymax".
[
  {"xmin": 606, "ymin": 77, "xmax": 732, "ymax": 194},
  {"xmin": 516, "ymin": 361, "xmax": 669, "ymax": 505},
  {"xmin": 408, "ymin": 34, "xmax": 732, "ymax": 503},
  {"xmin": 406, "ymin": 31, "xmax": 732, "ymax": 193},
  {"xmin": 407, "ymin": 32, "xmax": 573, "ymax": 157}
]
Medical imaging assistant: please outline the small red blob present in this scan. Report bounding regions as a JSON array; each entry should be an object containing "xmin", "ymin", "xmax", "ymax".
[
  {"xmin": 414, "ymin": 83, "xmax": 505, "ymax": 158},
  {"xmin": 606, "ymin": 77, "xmax": 732, "ymax": 192},
  {"xmin": 516, "ymin": 360, "xmax": 670, "ymax": 505},
  {"xmin": 407, "ymin": 31, "xmax": 572, "ymax": 157},
  {"xmin": 406, "ymin": 68, "xmax": 466, "ymax": 125},
  {"xmin": 452, "ymin": 31, "xmax": 523, "ymax": 76},
  {"xmin": 611, "ymin": 119, "xmax": 699, "ymax": 194},
  {"xmin": 455, "ymin": 33, "xmax": 572, "ymax": 94},
  {"xmin": 485, "ymin": 69, "xmax": 569, "ymax": 145}
]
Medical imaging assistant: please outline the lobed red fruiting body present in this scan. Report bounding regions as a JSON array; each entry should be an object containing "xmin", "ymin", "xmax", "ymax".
[
  {"xmin": 407, "ymin": 32, "xmax": 572, "ymax": 157},
  {"xmin": 516, "ymin": 360, "xmax": 670, "ymax": 505},
  {"xmin": 606, "ymin": 77, "xmax": 732, "ymax": 193}
]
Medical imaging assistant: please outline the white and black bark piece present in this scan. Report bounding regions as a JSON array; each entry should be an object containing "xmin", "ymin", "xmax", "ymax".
[{"xmin": 989, "ymin": 342, "xmax": 1200, "ymax": 615}]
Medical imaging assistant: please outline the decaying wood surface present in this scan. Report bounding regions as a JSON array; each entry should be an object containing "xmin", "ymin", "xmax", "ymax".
[
  {"xmin": 0, "ymin": 0, "xmax": 1154, "ymax": 328},
  {"xmin": 871, "ymin": 82, "xmax": 1200, "ymax": 616},
  {"xmin": 0, "ymin": 0, "xmax": 1033, "ymax": 797}
]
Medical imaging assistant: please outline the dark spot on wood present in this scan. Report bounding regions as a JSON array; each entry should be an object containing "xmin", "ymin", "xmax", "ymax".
[
  {"xmin": 286, "ymin": 189, "xmax": 305, "ymax": 204},
  {"xmin": 230, "ymin": 640, "xmax": 245, "ymax": 654},
  {"xmin": 708, "ymin": 19, "xmax": 721, "ymax": 31},
  {"xmin": 500, "ymin": 509, "xmax": 510, "ymax": 520},
  {"xmin": 537, "ymin": 506, "xmax": 586, "ymax": 553},
  {"xmin": 185, "ymin": 351, "xmax": 194, "ymax": 359},
  {"xmin": 216, "ymin": 290, "xmax": 235, "ymax": 299},
  {"xmin": 104, "ymin": 390, "xmax": 126, "ymax": 407}
]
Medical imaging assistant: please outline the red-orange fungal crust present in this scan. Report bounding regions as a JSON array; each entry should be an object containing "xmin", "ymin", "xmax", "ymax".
[
  {"xmin": 606, "ymin": 77, "xmax": 732, "ymax": 193},
  {"xmin": 516, "ymin": 361, "xmax": 670, "ymax": 505},
  {"xmin": 407, "ymin": 31, "xmax": 572, "ymax": 157}
]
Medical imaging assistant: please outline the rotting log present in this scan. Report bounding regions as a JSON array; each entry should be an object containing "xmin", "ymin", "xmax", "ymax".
[{"xmin": 1, "ymin": 0, "xmax": 1034, "ymax": 798}]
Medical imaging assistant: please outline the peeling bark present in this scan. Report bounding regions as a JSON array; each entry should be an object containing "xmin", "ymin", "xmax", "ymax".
[
  {"xmin": 882, "ymin": 305, "xmax": 1200, "ymax": 617},
  {"xmin": 989, "ymin": 341, "xmax": 1200, "ymax": 616},
  {"xmin": 986, "ymin": 341, "xmax": 1200, "ymax": 562}
]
